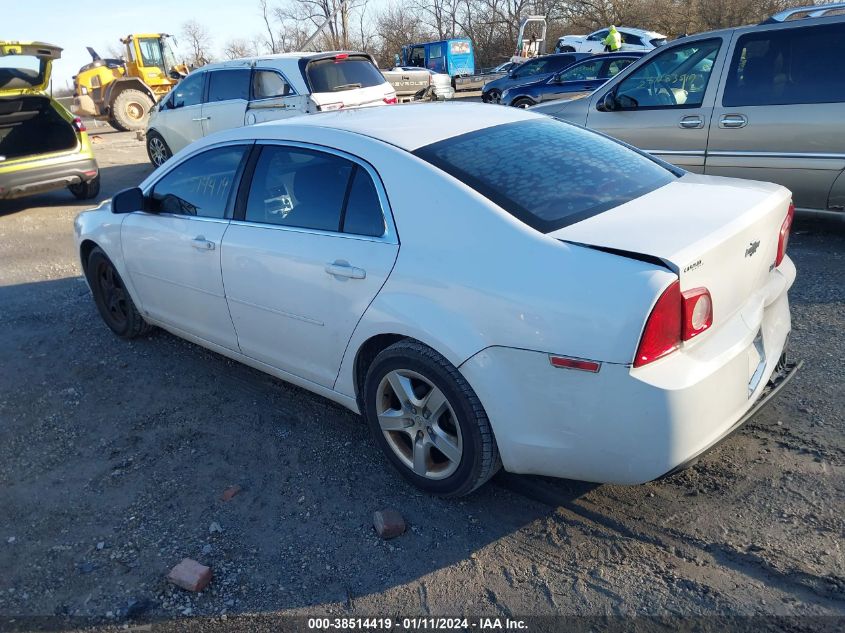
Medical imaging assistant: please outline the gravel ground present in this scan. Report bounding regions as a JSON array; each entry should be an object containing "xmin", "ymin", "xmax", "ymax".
[{"xmin": 0, "ymin": 130, "xmax": 843, "ymax": 631}]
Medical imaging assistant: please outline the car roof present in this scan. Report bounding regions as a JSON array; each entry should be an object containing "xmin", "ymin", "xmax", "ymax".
[
  {"xmin": 616, "ymin": 27, "xmax": 665, "ymax": 38},
  {"xmin": 219, "ymin": 103, "xmax": 542, "ymax": 152},
  {"xmin": 201, "ymin": 51, "xmax": 369, "ymax": 72}
]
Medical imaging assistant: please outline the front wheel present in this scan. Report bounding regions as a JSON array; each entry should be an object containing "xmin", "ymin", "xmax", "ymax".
[
  {"xmin": 363, "ymin": 340, "xmax": 501, "ymax": 497},
  {"xmin": 146, "ymin": 131, "xmax": 172, "ymax": 167},
  {"xmin": 512, "ymin": 98, "xmax": 535, "ymax": 109},
  {"xmin": 484, "ymin": 89, "xmax": 502, "ymax": 104},
  {"xmin": 86, "ymin": 247, "xmax": 153, "ymax": 339},
  {"xmin": 110, "ymin": 89, "xmax": 154, "ymax": 132}
]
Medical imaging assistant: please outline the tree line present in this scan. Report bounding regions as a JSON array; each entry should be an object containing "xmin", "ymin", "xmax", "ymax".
[{"xmin": 178, "ymin": 0, "xmax": 813, "ymax": 70}]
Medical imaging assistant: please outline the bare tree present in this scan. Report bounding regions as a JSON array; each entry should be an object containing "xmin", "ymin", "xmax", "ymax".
[
  {"xmin": 181, "ymin": 20, "xmax": 214, "ymax": 67},
  {"xmin": 259, "ymin": 0, "xmax": 281, "ymax": 53},
  {"xmin": 223, "ymin": 38, "xmax": 258, "ymax": 59}
]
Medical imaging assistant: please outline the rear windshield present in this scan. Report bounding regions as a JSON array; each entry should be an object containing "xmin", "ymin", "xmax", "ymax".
[
  {"xmin": 306, "ymin": 56, "xmax": 385, "ymax": 93},
  {"xmin": 0, "ymin": 55, "xmax": 45, "ymax": 90},
  {"xmin": 413, "ymin": 118, "xmax": 678, "ymax": 232}
]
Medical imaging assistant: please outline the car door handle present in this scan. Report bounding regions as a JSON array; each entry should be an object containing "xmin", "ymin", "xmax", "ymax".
[
  {"xmin": 719, "ymin": 114, "xmax": 747, "ymax": 128},
  {"xmin": 679, "ymin": 115, "xmax": 704, "ymax": 129},
  {"xmin": 325, "ymin": 261, "xmax": 366, "ymax": 279},
  {"xmin": 191, "ymin": 116, "xmax": 210, "ymax": 122},
  {"xmin": 191, "ymin": 236, "xmax": 215, "ymax": 251}
]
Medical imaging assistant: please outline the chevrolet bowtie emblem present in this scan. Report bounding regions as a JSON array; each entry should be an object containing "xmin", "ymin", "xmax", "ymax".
[{"xmin": 745, "ymin": 240, "xmax": 760, "ymax": 257}]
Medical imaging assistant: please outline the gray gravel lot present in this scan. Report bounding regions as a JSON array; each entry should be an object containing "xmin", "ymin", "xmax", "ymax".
[{"xmin": 0, "ymin": 129, "xmax": 843, "ymax": 631}]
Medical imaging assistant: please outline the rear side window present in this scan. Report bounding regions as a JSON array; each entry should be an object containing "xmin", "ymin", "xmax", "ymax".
[
  {"xmin": 253, "ymin": 70, "xmax": 294, "ymax": 98},
  {"xmin": 151, "ymin": 146, "xmax": 248, "ymax": 218},
  {"xmin": 342, "ymin": 168, "xmax": 385, "ymax": 237},
  {"xmin": 723, "ymin": 23, "xmax": 845, "ymax": 106},
  {"xmin": 306, "ymin": 57, "xmax": 385, "ymax": 92},
  {"xmin": 245, "ymin": 145, "xmax": 386, "ymax": 236},
  {"xmin": 207, "ymin": 69, "xmax": 251, "ymax": 102},
  {"xmin": 414, "ymin": 119, "xmax": 677, "ymax": 233}
]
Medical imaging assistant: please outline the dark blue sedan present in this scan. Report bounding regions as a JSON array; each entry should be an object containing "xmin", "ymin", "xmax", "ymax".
[
  {"xmin": 481, "ymin": 53, "xmax": 592, "ymax": 103},
  {"xmin": 500, "ymin": 52, "xmax": 645, "ymax": 108}
]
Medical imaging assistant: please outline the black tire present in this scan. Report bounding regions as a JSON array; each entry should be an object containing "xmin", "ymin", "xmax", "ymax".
[
  {"xmin": 363, "ymin": 340, "xmax": 501, "ymax": 497},
  {"xmin": 512, "ymin": 98, "xmax": 535, "ymax": 109},
  {"xmin": 110, "ymin": 89, "xmax": 154, "ymax": 132},
  {"xmin": 484, "ymin": 89, "xmax": 501, "ymax": 104},
  {"xmin": 146, "ymin": 130, "xmax": 172, "ymax": 167},
  {"xmin": 86, "ymin": 247, "xmax": 153, "ymax": 339},
  {"xmin": 69, "ymin": 174, "xmax": 101, "ymax": 200}
]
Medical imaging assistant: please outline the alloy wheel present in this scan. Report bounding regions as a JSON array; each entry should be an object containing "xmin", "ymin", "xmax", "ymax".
[
  {"xmin": 376, "ymin": 369, "xmax": 463, "ymax": 480},
  {"xmin": 148, "ymin": 137, "xmax": 169, "ymax": 166}
]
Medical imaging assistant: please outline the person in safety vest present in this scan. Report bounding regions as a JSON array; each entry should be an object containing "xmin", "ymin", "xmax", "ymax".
[{"xmin": 603, "ymin": 25, "xmax": 622, "ymax": 52}]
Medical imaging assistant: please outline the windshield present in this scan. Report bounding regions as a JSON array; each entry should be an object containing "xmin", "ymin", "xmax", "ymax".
[
  {"xmin": 0, "ymin": 55, "xmax": 45, "ymax": 90},
  {"xmin": 306, "ymin": 56, "xmax": 385, "ymax": 92},
  {"xmin": 138, "ymin": 38, "xmax": 165, "ymax": 68},
  {"xmin": 413, "ymin": 119, "xmax": 678, "ymax": 233}
]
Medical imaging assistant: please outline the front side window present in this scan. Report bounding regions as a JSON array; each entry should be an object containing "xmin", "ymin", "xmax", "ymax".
[
  {"xmin": 613, "ymin": 38, "xmax": 721, "ymax": 109},
  {"xmin": 588, "ymin": 30, "xmax": 609, "ymax": 42},
  {"xmin": 306, "ymin": 56, "xmax": 385, "ymax": 92},
  {"xmin": 559, "ymin": 59, "xmax": 603, "ymax": 82},
  {"xmin": 170, "ymin": 72, "xmax": 205, "ymax": 108},
  {"xmin": 409, "ymin": 47, "xmax": 425, "ymax": 66},
  {"xmin": 150, "ymin": 146, "xmax": 248, "ymax": 218},
  {"xmin": 253, "ymin": 70, "xmax": 293, "ymax": 99},
  {"xmin": 513, "ymin": 59, "xmax": 542, "ymax": 77},
  {"xmin": 723, "ymin": 23, "xmax": 845, "ymax": 107},
  {"xmin": 414, "ymin": 119, "xmax": 677, "ymax": 233},
  {"xmin": 429, "ymin": 45, "xmax": 443, "ymax": 59},
  {"xmin": 207, "ymin": 69, "xmax": 250, "ymax": 102}
]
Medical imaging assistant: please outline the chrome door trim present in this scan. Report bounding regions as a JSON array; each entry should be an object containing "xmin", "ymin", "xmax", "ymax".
[
  {"xmin": 644, "ymin": 149, "xmax": 706, "ymax": 156},
  {"xmin": 707, "ymin": 150, "xmax": 845, "ymax": 160}
]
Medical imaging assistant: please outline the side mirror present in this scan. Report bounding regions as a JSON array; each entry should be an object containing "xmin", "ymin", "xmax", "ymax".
[
  {"xmin": 111, "ymin": 187, "xmax": 146, "ymax": 214},
  {"xmin": 597, "ymin": 91, "xmax": 618, "ymax": 112}
]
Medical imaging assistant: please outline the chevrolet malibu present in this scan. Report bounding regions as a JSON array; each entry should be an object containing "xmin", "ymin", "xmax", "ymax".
[{"xmin": 74, "ymin": 104, "xmax": 799, "ymax": 497}]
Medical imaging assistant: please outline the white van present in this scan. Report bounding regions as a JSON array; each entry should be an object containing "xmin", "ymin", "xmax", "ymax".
[{"xmin": 145, "ymin": 51, "xmax": 397, "ymax": 165}]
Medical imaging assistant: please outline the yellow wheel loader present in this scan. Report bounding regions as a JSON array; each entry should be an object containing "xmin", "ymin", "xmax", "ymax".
[{"xmin": 72, "ymin": 34, "xmax": 187, "ymax": 131}]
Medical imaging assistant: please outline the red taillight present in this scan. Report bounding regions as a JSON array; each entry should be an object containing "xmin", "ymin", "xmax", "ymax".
[
  {"xmin": 549, "ymin": 355, "xmax": 601, "ymax": 373},
  {"xmin": 383, "ymin": 96, "xmax": 398, "ymax": 104},
  {"xmin": 333, "ymin": 53, "xmax": 349, "ymax": 62},
  {"xmin": 634, "ymin": 280, "xmax": 682, "ymax": 368},
  {"xmin": 775, "ymin": 202, "xmax": 795, "ymax": 267},
  {"xmin": 73, "ymin": 116, "xmax": 86, "ymax": 133},
  {"xmin": 634, "ymin": 281, "xmax": 714, "ymax": 368},
  {"xmin": 681, "ymin": 287, "xmax": 713, "ymax": 340}
]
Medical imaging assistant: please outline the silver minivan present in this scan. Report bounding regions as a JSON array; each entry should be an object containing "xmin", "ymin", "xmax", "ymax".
[{"xmin": 533, "ymin": 4, "xmax": 845, "ymax": 220}]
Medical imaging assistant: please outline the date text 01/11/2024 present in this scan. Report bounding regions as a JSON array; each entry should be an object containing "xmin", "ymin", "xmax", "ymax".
[{"xmin": 307, "ymin": 617, "xmax": 529, "ymax": 630}]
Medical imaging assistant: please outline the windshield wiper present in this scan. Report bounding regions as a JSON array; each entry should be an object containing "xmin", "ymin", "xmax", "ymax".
[{"xmin": 331, "ymin": 83, "xmax": 362, "ymax": 91}]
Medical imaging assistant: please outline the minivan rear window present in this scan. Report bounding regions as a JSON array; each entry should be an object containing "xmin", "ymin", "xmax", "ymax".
[
  {"xmin": 414, "ymin": 118, "xmax": 678, "ymax": 233},
  {"xmin": 305, "ymin": 56, "xmax": 385, "ymax": 93}
]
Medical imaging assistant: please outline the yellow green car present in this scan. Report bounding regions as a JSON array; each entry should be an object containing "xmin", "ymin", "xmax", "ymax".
[{"xmin": 1, "ymin": 41, "xmax": 100, "ymax": 200}]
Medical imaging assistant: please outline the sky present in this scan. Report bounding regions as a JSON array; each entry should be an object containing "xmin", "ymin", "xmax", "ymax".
[{"xmin": 5, "ymin": 0, "xmax": 311, "ymax": 90}]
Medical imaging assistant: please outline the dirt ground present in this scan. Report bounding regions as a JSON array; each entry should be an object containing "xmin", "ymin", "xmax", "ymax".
[{"xmin": 0, "ymin": 128, "xmax": 843, "ymax": 631}]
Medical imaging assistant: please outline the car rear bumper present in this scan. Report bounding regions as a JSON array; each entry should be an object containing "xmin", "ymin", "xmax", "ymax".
[
  {"xmin": 0, "ymin": 157, "xmax": 98, "ymax": 199},
  {"xmin": 459, "ymin": 257, "xmax": 796, "ymax": 484}
]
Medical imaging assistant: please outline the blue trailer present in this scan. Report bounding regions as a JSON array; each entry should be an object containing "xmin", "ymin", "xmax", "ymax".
[{"xmin": 401, "ymin": 38, "xmax": 475, "ymax": 79}]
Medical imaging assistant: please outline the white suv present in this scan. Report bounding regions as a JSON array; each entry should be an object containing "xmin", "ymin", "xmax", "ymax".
[
  {"xmin": 145, "ymin": 51, "xmax": 396, "ymax": 166},
  {"xmin": 556, "ymin": 27, "xmax": 667, "ymax": 54}
]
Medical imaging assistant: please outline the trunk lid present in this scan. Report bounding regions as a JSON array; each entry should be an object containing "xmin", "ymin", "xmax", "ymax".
[
  {"xmin": 550, "ymin": 173, "xmax": 792, "ymax": 325},
  {"xmin": 0, "ymin": 41, "xmax": 62, "ymax": 95}
]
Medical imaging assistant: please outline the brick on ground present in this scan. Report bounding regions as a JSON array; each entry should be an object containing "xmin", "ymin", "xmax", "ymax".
[
  {"xmin": 373, "ymin": 509, "xmax": 406, "ymax": 539},
  {"xmin": 167, "ymin": 558, "xmax": 212, "ymax": 592}
]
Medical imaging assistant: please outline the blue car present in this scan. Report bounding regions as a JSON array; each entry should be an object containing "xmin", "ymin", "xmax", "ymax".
[
  {"xmin": 481, "ymin": 53, "xmax": 591, "ymax": 103},
  {"xmin": 501, "ymin": 52, "xmax": 645, "ymax": 107}
]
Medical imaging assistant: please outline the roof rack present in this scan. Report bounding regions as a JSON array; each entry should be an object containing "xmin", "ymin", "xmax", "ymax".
[{"xmin": 764, "ymin": 2, "xmax": 845, "ymax": 23}]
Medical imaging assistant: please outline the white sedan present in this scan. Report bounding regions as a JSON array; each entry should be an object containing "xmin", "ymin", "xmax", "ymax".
[{"xmin": 75, "ymin": 104, "xmax": 799, "ymax": 497}]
